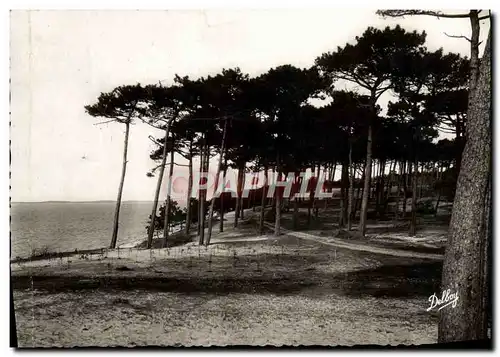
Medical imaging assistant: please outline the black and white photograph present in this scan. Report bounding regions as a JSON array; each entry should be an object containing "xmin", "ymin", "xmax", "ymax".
[{"xmin": 8, "ymin": 6, "xmax": 493, "ymax": 348}]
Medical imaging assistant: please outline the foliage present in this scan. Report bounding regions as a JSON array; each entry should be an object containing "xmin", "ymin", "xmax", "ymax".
[{"xmin": 145, "ymin": 198, "xmax": 187, "ymax": 235}]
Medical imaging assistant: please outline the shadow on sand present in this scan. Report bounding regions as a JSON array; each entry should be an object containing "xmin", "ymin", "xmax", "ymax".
[{"xmin": 13, "ymin": 258, "xmax": 442, "ymax": 299}]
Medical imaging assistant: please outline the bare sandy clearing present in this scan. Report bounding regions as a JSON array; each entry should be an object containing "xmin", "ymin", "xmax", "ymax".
[
  {"xmin": 14, "ymin": 290, "xmax": 437, "ymax": 347},
  {"xmin": 12, "ymin": 233, "xmax": 441, "ymax": 347}
]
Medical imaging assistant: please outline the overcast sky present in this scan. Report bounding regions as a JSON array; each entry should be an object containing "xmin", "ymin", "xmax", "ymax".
[{"xmin": 10, "ymin": 9, "xmax": 490, "ymax": 202}]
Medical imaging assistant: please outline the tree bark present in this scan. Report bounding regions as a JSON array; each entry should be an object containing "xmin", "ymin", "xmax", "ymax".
[
  {"xmin": 339, "ymin": 161, "xmax": 348, "ymax": 227},
  {"xmin": 438, "ymin": 29, "xmax": 491, "ymax": 343},
  {"xmin": 234, "ymin": 162, "xmax": 245, "ymax": 227},
  {"xmin": 274, "ymin": 153, "xmax": 281, "ymax": 236},
  {"xmin": 307, "ymin": 164, "xmax": 315, "ymax": 226},
  {"xmin": 403, "ymin": 160, "xmax": 410, "ymax": 216},
  {"xmin": 359, "ymin": 122, "xmax": 373, "ymax": 236},
  {"xmin": 198, "ymin": 140, "xmax": 207, "ymax": 245},
  {"xmin": 468, "ymin": 10, "xmax": 481, "ymax": 94},
  {"xmin": 354, "ymin": 162, "xmax": 364, "ymax": 219},
  {"xmin": 292, "ymin": 172, "xmax": 299, "ymax": 229},
  {"xmin": 347, "ymin": 140, "xmax": 354, "ymax": 230},
  {"xmin": 314, "ymin": 165, "xmax": 321, "ymax": 220},
  {"xmin": 219, "ymin": 155, "xmax": 228, "ymax": 233},
  {"xmin": 146, "ymin": 121, "xmax": 171, "ymax": 249},
  {"xmin": 206, "ymin": 119, "xmax": 228, "ymax": 246},
  {"xmin": 240, "ymin": 170, "xmax": 246, "ymax": 219},
  {"xmin": 185, "ymin": 143, "xmax": 193, "ymax": 235},
  {"xmin": 394, "ymin": 161, "xmax": 402, "ymax": 221},
  {"xmin": 198, "ymin": 144, "xmax": 209, "ymax": 245},
  {"xmin": 110, "ymin": 121, "xmax": 131, "ymax": 249},
  {"xmin": 409, "ymin": 155, "xmax": 418, "ymax": 237},
  {"xmin": 259, "ymin": 163, "xmax": 269, "ymax": 235},
  {"xmin": 162, "ymin": 135, "xmax": 175, "ymax": 248},
  {"xmin": 382, "ymin": 160, "xmax": 394, "ymax": 215},
  {"xmin": 197, "ymin": 142, "xmax": 204, "ymax": 238},
  {"xmin": 270, "ymin": 167, "xmax": 276, "ymax": 207}
]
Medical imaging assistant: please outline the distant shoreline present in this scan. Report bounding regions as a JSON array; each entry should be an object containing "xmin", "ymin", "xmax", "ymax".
[{"xmin": 11, "ymin": 200, "xmax": 156, "ymax": 204}]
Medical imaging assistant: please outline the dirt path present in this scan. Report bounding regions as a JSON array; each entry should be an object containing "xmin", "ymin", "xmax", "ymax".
[{"xmin": 264, "ymin": 223, "xmax": 443, "ymax": 260}]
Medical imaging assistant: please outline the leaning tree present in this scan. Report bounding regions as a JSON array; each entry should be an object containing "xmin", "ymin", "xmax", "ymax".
[
  {"xmin": 142, "ymin": 83, "xmax": 188, "ymax": 248},
  {"xmin": 85, "ymin": 84, "xmax": 144, "ymax": 249}
]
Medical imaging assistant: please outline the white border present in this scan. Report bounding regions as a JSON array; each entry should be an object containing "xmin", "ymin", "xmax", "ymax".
[{"xmin": 2, "ymin": 1, "xmax": 498, "ymax": 356}]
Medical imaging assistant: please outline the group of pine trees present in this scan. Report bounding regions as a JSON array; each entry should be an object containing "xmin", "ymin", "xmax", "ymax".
[
  {"xmin": 86, "ymin": 10, "xmax": 492, "ymax": 343},
  {"xmin": 86, "ymin": 24, "xmax": 469, "ymax": 245}
]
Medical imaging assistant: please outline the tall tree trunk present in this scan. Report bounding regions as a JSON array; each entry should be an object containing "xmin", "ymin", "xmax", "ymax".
[
  {"xmin": 198, "ymin": 141, "xmax": 206, "ymax": 245},
  {"xmin": 339, "ymin": 161, "xmax": 348, "ymax": 227},
  {"xmin": 455, "ymin": 120, "xmax": 465, "ymax": 174},
  {"xmin": 375, "ymin": 159, "xmax": 384, "ymax": 218},
  {"xmin": 292, "ymin": 172, "xmax": 299, "ymax": 229},
  {"xmin": 409, "ymin": 155, "xmax": 418, "ymax": 237},
  {"xmin": 394, "ymin": 161, "xmax": 402, "ymax": 221},
  {"xmin": 185, "ymin": 144, "xmax": 193, "ymax": 235},
  {"xmin": 274, "ymin": 153, "xmax": 281, "ymax": 236},
  {"xmin": 468, "ymin": 10, "xmax": 481, "ymax": 94},
  {"xmin": 110, "ymin": 121, "xmax": 131, "ymax": 249},
  {"xmin": 406, "ymin": 160, "xmax": 410, "ymax": 187},
  {"xmin": 163, "ymin": 135, "xmax": 175, "ymax": 248},
  {"xmin": 359, "ymin": 121, "xmax": 373, "ymax": 236},
  {"xmin": 206, "ymin": 120, "xmax": 228, "ymax": 246},
  {"xmin": 370, "ymin": 159, "xmax": 377, "ymax": 200},
  {"xmin": 250, "ymin": 173, "xmax": 256, "ymax": 211},
  {"xmin": 403, "ymin": 160, "xmax": 411, "ymax": 216},
  {"xmin": 354, "ymin": 162, "xmax": 365, "ymax": 219},
  {"xmin": 270, "ymin": 167, "xmax": 276, "ymax": 207},
  {"xmin": 234, "ymin": 162, "xmax": 244, "ymax": 227},
  {"xmin": 347, "ymin": 140, "xmax": 354, "ymax": 230},
  {"xmin": 219, "ymin": 155, "xmax": 228, "ymax": 233},
  {"xmin": 252, "ymin": 189, "xmax": 256, "ymax": 211},
  {"xmin": 439, "ymin": 28, "xmax": 491, "ymax": 343},
  {"xmin": 386, "ymin": 160, "xmax": 395, "ymax": 197},
  {"xmin": 240, "ymin": 170, "xmax": 246, "ymax": 220},
  {"xmin": 418, "ymin": 162, "xmax": 423, "ymax": 200},
  {"xmin": 147, "ymin": 121, "xmax": 171, "ymax": 249},
  {"xmin": 198, "ymin": 144, "xmax": 209, "ymax": 245},
  {"xmin": 307, "ymin": 164, "xmax": 315, "ymax": 226},
  {"xmin": 197, "ymin": 143, "xmax": 204, "ymax": 238},
  {"xmin": 314, "ymin": 165, "xmax": 321, "ymax": 220},
  {"xmin": 259, "ymin": 163, "xmax": 268, "ymax": 235},
  {"xmin": 382, "ymin": 160, "xmax": 394, "ymax": 216}
]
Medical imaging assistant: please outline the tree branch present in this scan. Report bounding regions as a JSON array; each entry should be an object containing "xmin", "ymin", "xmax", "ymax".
[
  {"xmin": 444, "ymin": 32, "xmax": 472, "ymax": 42},
  {"xmin": 377, "ymin": 10, "xmax": 471, "ymax": 19},
  {"xmin": 150, "ymin": 161, "xmax": 191, "ymax": 173},
  {"xmin": 148, "ymin": 135, "xmax": 162, "ymax": 146},
  {"xmin": 333, "ymin": 71, "xmax": 372, "ymax": 91},
  {"xmin": 93, "ymin": 119, "xmax": 118, "ymax": 125}
]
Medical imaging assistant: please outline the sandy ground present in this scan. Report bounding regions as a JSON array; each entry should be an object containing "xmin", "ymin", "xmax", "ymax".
[
  {"xmin": 12, "ymin": 238, "xmax": 441, "ymax": 346},
  {"xmin": 14, "ymin": 289, "xmax": 436, "ymax": 347},
  {"xmin": 12, "ymin": 207, "xmax": 446, "ymax": 347}
]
